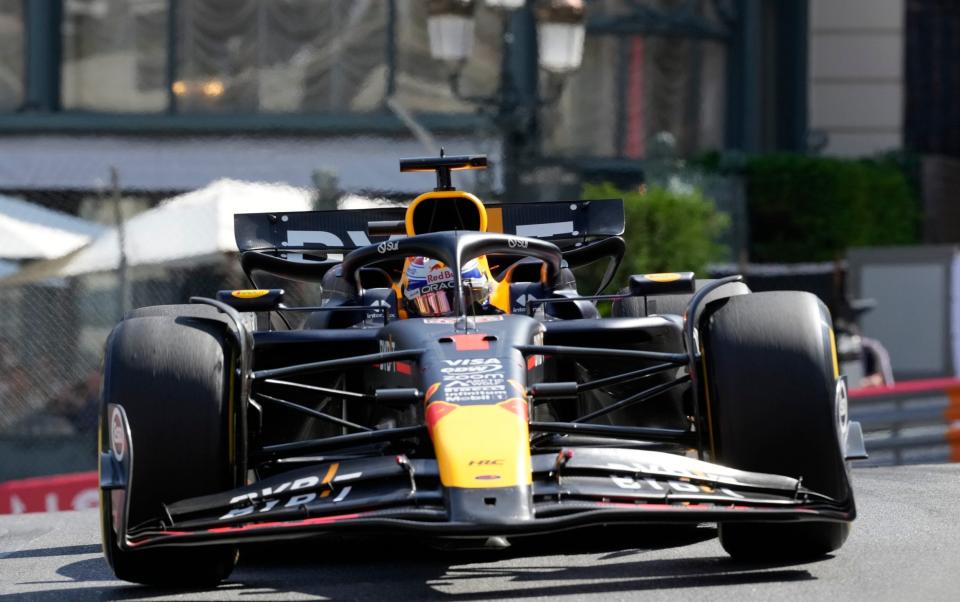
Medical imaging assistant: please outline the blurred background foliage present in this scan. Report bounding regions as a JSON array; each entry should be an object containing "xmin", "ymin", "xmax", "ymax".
[
  {"xmin": 698, "ymin": 152, "xmax": 921, "ymax": 262},
  {"xmin": 582, "ymin": 150, "xmax": 921, "ymax": 289},
  {"xmin": 582, "ymin": 181, "xmax": 730, "ymax": 287}
]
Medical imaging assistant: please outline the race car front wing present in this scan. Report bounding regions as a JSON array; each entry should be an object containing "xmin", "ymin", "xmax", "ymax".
[{"xmin": 103, "ymin": 447, "xmax": 856, "ymax": 550}]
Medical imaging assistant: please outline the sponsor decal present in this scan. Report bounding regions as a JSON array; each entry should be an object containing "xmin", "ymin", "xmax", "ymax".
[
  {"xmin": 218, "ymin": 464, "xmax": 353, "ymax": 521},
  {"xmin": 507, "ymin": 237, "xmax": 529, "ymax": 249},
  {"xmin": 231, "ymin": 289, "xmax": 270, "ymax": 299},
  {"xmin": 441, "ymin": 358, "xmax": 503, "ymax": 375},
  {"xmin": 609, "ymin": 474, "xmax": 745, "ymax": 497},
  {"xmin": 423, "ymin": 317, "xmax": 457, "ymax": 325},
  {"xmin": 276, "ymin": 216, "xmax": 584, "ymax": 252},
  {"xmin": 377, "ymin": 240, "xmax": 400, "ymax": 254},
  {"xmin": 443, "ymin": 358, "xmax": 502, "ymax": 366},
  {"xmin": 442, "ymin": 358, "xmax": 508, "ymax": 402},
  {"xmin": 426, "ymin": 263, "xmax": 455, "ymax": 283},
  {"xmin": 515, "ymin": 220, "xmax": 574, "ymax": 238},
  {"xmin": 407, "ymin": 280, "xmax": 455, "ymax": 297},
  {"xmin": 527, "ymin": 331, "xmax": 545, "ymax": 369},
  {"xmin": 110, "ymin": 406, "xmax": 126, "ymax": 462},
  {"xmin": 442, "ymin": 365, "xmax": 502, "ymax": 375},
  {"xmin": 377, "ymin": 338, "xmax": 399, "ymax": 372},
  {"xmin": 366, "ymin": 298, "xmax": 392, "ymax": 321},
  {"xmin": 605, "ymin": 461, "xmax": 744, "ymax": 487},
  {"xmin": 422, "ymin": 315, "xmax": 503, "ymax": 325},
  {"xmin": 468, "ymin": 459, "xmax": 504, "ymax": 466},
  {"xmin": 513, "ymin": 294, "xmax": 533, "ymax": 313}
]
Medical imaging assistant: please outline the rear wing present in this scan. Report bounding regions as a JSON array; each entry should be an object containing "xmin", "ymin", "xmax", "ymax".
[{"xmin": 234, "ymin": 199, "xmax": 624, "ymax": 252}]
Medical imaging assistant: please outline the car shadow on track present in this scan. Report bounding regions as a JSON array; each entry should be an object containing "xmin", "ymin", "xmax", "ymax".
[{"xmin": 5, "ymin": 525, "xmax": 826, "ymax": 601}]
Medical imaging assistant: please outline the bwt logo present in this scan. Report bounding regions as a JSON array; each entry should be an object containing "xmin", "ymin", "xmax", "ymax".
[
  {"xmin": 507, "ymin": 237, "xmax": 528, "ymax": 249},
  {"xmin": 377, "ymin": 240, "xmax": 400, "ymax": 254}
]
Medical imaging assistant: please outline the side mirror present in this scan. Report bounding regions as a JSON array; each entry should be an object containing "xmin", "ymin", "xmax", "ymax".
[
  {"xmin": 628, "ymin": 272, "xmax": 695, "ymax": 296},
  {"xmin": 216, "ymin": 289, "xmax": 285, "ymax": 312}
]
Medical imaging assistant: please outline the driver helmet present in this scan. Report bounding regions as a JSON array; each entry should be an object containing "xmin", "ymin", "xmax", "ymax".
[{"xmin": 401, "ymin": 256, "xmax": 493, "ymax": 317}]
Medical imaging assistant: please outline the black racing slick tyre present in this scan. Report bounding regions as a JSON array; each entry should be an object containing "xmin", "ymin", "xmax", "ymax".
[
  {"xmin": 701, "ymin": 291, "xmax": 853, "ymax": 560},
  {"xmin": 100, "ymin": 311, "xmax": 238, "ymax": 586},
  {"xmin": 124, "ymin": 303, "xmax": 226, "ymax": 321}
]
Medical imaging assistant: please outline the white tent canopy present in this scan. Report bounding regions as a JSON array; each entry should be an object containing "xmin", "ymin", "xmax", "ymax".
[
  {"xmin": 0, "ymin": 194, "xmax": 105, "ymax": 261},
  {"xmin": 58, "ymin": 179, "xmax": 313, "ymax": 276}
]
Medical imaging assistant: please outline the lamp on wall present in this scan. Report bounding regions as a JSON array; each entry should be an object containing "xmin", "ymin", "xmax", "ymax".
[
  {"xmin": 428, "ymin": 0, "xmax": 585, "ymax": 71},
  {"xmin": 427, "ymin": 0, "xmax": 476, "ymax": 63},
  {"xmin": 536, "ymin": 0, "xmax": 585, "ymax": 73},
  {"xmin": 425, "ymin": 0, "xmax": 587, "ymax": 199},
  {"xmin": 484, "ymin": 0, "xmax": 527, "ymax": 9}
]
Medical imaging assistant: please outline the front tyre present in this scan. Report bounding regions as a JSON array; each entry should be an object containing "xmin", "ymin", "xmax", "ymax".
[
  {"xmin": 100, "ymin": 312, "xmax": 238, "ymax": 586},
  {"xmin": 701, "ymin": 291, "xmax": 853, "ymax": 560}
]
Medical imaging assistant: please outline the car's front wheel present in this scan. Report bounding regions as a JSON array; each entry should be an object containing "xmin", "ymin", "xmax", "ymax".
[
  {"xmin": 701, "ymin": 291, "xmax": 853, "ymax": 559},
  {"xmin": 100, "ymin": 309, "xmax": 238, "ymax": 586}
]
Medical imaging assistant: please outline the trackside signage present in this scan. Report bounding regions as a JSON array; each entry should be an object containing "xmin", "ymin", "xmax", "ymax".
[{"xmin": 0, "ymin": 471, "xmax": 98, "ymax": 514}]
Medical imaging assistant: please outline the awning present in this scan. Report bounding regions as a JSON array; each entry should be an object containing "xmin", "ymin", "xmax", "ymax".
[
  {"xmin": 56, "ymin": 179, "xmax": 314, "ymax": 277},
  {"xmin": 0, "ymin": 135, "xmax": 501, "ymax": 194},
  {"xmin": 0, "ymin": 194, "xmax": 105, "ymax": 261}
]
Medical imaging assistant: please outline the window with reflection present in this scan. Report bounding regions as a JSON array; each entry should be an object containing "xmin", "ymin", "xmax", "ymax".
[
  {"xmin": 62, "ymin": 0, "xmax": 168, "ymax": 111},
  {"xmin": 542, "ymin": 0, "xmax": 728, "ymax": 159},
  {"xmin": 174, "ymin": 0, "xmax": 388, "ymax": 113},
  {"xmin": 392, "ymin": 0, "xmax": 502, "ymax": 114},
  {"xmin": 55, "ymin": 0, "xmax": 511, "ymax": 116},
  {"xmin": 0, "ymin": 0, "xmax": 24, "ymax": 111}
]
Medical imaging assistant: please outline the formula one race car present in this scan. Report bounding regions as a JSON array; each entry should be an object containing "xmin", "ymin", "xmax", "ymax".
[{"xmin": 98, "ymin": 155, "xmax": 866, "ymax": 585}]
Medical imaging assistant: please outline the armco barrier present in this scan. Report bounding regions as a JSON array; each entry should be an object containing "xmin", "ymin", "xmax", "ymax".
[
  {"xmin": 849, "ymin": 378, "xmax": 960, "ymax": 466},
  {"xmin": 0, "ymin": 470, "xmax": 98, "ymax": 514}
]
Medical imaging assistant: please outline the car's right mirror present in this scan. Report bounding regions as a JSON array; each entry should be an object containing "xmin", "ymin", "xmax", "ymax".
[{"xmin": 628, "ymin": 272, "xmax": 696, "ymax": 296}]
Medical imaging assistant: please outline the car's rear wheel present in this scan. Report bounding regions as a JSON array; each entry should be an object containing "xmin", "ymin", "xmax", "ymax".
[
  {"xmin": 701, "ymin": 291, "xmax": 852, "ymax": 559},
  {"xmin": 100, "ymin": 310, "xmax": 238, "ymax": 586}
]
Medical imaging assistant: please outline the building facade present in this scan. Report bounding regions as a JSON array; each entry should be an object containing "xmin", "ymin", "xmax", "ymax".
[{"xmin": 0, "ymin": 0, "xmax": 813, "ymax": 206}]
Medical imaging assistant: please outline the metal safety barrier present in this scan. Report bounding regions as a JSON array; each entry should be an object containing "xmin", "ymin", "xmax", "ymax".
[{"xmin": 849, "ymin": 378, "xmax": 960, "ymax": 466}]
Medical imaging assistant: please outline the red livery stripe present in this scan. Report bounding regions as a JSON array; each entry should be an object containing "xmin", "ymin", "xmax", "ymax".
[{"xmin": 450, "ymin": 334, "xmax": 490, "ymax": 351}]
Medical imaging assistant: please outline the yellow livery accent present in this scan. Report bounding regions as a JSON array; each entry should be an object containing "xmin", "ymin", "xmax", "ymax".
[
  {"xmin": 829, "ymin": 327, "xmax": 839, "ymax": 380},
  {"xmin": 431, "ymin": 404, "xmax": 532, "ymax": 488},
  {"xmin": 318, "ymin": 462, "xmax": 339, "ymax": 498},
  {"xmin": 489, "ymin": 279, "xmax": 512, "ymax": 314},
  {"xmin": 486, "ymin": 206, "xmax": 504, "ymax": 233},
  {"xmin": 644, "ymin": 273, "xmax": 682, "ymax": 283},
  {"xmin": 404, "ymin": 190, "xmax": 488, "ymax": 236},
  {"xmin": 231, "ymin": 289, "xmax": 270, "ymax": 299}
]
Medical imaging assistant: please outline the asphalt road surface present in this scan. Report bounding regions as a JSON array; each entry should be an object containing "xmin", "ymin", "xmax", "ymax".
[{"xmin": 1, "ymin": 465, "xmax": 958, "ymax": 601}]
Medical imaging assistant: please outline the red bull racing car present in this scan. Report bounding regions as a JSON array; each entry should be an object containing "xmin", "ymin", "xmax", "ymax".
[{"xmin": 99, "ymin": 155, "xmax": 866, "ymax": 585}]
